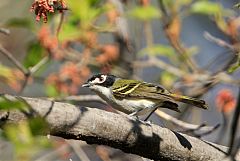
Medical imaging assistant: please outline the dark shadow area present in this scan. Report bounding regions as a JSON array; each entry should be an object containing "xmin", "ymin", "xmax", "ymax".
[
  {"xmin": 120, "ymin": 118, "xmax": 164, "ymax": 160},
  {"xmin": 79, "ymin": 106, "xmax": 88, "ymax": 114},
  {"xmin": 53, "ymin": 105, "xmax": 90, "ymax": 138},
  {"xmin": 172, "ymin": 131, "xmax": 192, "ymax": 150},
  {"xmin": 15, "ymin": 96, "xmax": 41, "ymax": 118},
  {"xmin": 64, "ymin": 106, "xmax": 89, "ymax": 129},
  {"xmin": 0, "ymin": 111, "xmax": 9, "ymax": 126}
]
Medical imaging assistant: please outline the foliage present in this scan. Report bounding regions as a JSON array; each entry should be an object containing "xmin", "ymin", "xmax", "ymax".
[
  {"xmin": 0, "ymin": 97, "xmax": 51, "ymax": 160},
  {"xmin": 24, "ymin": 42, "xmax": 44, "ymax": 68},
  {"xmin": 139, "ymin": 45, "xmax": 175, "ymax": 57},
  {"xmin": 190, "ymin": 1, "xmax": 233, "ymax": 16},
  {"xmin": 4, "ymin": 120, "xmax": 51, "ymax": 160},
  {"xmin": 129, "ymin": 5, "xmax": 161, "ymax": 21}
]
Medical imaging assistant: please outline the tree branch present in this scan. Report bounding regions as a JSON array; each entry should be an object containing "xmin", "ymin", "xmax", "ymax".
[
  {"xmin": 0, "ymin": 95, "xmax": 239, "ymax": 161},
  {"xmin": 0, "ymin": 44, "xmax": 29, "ymax": 75}
]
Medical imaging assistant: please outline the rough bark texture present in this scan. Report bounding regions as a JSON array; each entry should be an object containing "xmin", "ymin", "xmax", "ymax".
[{"xmin": 0, "ymin": 95, "xmax": 239, "ymax": 161}]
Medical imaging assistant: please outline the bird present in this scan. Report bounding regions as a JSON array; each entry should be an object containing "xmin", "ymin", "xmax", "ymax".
[{"xmin": 82, "ymin": 73, "xmax": 208, "ymax": 117}]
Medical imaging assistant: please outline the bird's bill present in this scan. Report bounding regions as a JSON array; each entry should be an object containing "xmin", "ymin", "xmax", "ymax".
[{"xmin": 82, "ymin": 83, "xmax": 91, "ymax": 87}]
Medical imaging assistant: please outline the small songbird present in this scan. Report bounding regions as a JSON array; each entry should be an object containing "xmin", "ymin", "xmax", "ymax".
[{"xmin": 82, "ymin": 74, "xmax": 208, "ymax": 117}]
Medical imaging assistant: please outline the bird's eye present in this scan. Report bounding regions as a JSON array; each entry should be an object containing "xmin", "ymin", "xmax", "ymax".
[{"xmin": 97, "ymin": 75, "xmax": 106, "ymax": 83}]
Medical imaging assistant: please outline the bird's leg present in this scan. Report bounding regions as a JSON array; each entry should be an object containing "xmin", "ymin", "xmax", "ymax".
[
  {"xmin": 127, "ymin": 110, "xmax": 152, "ymax": 126},
  {"xmin": 128, "ymin": 111, "xmax": 138, "ymax": 117},
  {"xmin": 144, "ymin": 106, "xmax": 158, "ymax": 121},
  {"xmin": 127, "ymin": 111, "xmax": 139, "ymax": 121}
]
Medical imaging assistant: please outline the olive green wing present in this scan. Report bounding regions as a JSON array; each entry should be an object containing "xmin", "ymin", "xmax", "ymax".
[{"xmin": 112, "ymin": 79, "xmax": 171, "ymax": 100}]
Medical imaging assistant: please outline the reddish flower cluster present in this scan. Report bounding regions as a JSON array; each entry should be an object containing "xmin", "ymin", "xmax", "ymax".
[
  {"xmin": 38, "ymin": 25, "xmax": 63, "ymax": 59},
  {"xmin": 30, "ymin": 0, "xmax": 67, "ymax": 23},
  {"xmin": 81, "ymin": 32, "xmax": 98, "ymax": 48},
  {"xmin": 96, "ymin": 44, "xmax": 119, "ymax": 64},
  {"xmin": 216, "ymin": 89, "xmax": 236, "ymax": 113},
  {"xmin": 46, "ymin": 63, "xmax": 90, "ymax": 95}
]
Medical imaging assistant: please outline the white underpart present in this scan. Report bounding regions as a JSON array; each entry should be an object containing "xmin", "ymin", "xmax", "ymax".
[{"xmin": 89, "ymin": 85, "xmax": 156, "ymax": 115}]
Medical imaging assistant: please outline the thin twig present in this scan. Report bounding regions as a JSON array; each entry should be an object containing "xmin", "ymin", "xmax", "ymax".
[
  {"xmin": 155, "ymin": 109, "xmax": 216, "ymax": 131},
  {"xmin": 227, "ymin": 87, "xmax": 240, "ymax": 157},
  {"xmin": 166, "ymin": 32, "xmax": 199, "ymax": 72},
  {"xmin": 144, "ymin": 21, "xmax": 153, "ymax": 46},
  {"xmin": 19, "ymin": 56, "xmax": 50, "ymax": 94},
  {"xmin": 158, "ymin": 0, "xmax": 168, "ymax": 18},
  {"xmin": 158, "ymin": 0, "xmax": 199, "ymax": 72},
  {"xmin": 204, "ymin": 32, "xmax": 235, "ymax": 51},
  {"xmin": 215, "ymin": 72, "xmax": 240, "ymax": 86},
  {"xmin": 29, "ymin": 56, "xmax": 50, "ymax": 74},
  {"xmin": 193, "ymin": 124, "xmax": 221, "ymax": 138},
  {"xmin": 56, "ymin": 12, "xmax": 65, "ymax": 37},
  {"xmin": 0, "ymin": 44, "xmax": 29, "ymax": 75}
]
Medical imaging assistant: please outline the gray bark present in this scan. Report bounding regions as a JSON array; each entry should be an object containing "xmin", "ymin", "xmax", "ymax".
[{"xmin": 0, "ymin": 95, "xmax": 239, "ymax": 161}]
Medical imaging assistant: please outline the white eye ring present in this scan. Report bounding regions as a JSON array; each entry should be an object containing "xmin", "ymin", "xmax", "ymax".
[
  {"xmin": 91, "ymin": 75, "xmax": 107, "ymax": 84},
  {"xmin": 98, "ymin": 75, "xmax": 107, "ymax": 83}
]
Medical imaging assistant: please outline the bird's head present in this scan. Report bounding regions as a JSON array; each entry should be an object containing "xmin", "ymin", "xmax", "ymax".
[{"xmin": 82, "ymin": 74, "xmax": 117, "ymax": 90}]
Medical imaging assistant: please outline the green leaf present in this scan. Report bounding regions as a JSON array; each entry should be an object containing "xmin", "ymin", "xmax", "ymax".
[
  {"xmin": 45, "ymin": 84, "xmax": 59, "ymax": 97},
  {"xmin": 4, "ymin": 121, "xmax": 51, "ymax": 160},
  {"xmin": 139, "ymin": 45, "xmax": 175, "ymax": 57},
  {"xmin": 29, "ymin": 117, "xmax": 49, "ymax": 135},
  {"xmin": 191, "ymin": 1, "xmax": 233, "ymax": 16},
  {"xmin": 0, "ymin": 97, "xmax": 26, "ymax": 110},
  {"xmin": 128, "ymin": 6, "xmax": 161, "ymax": 21},
  {"xmin": 228, "ymin": 64, "xmax": 239, "ymax": 73},
  {"xmin": 228, "ymin": 57, "xmax": 240, "ymax": 73},
  {"xmin": 67, "ymin": 0, "xmax": 105, "ymax": 28},
  {"xmin": 24, "ymin": 42, "xmax": 44, "ymax": 68}
]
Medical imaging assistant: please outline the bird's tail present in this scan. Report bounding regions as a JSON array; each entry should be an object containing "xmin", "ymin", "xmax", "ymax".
[{"xmin": 168, "ymin": 93, "xmax": 208, "ymax": 109}]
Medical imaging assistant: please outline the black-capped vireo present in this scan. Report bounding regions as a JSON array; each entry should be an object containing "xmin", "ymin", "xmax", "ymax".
[{"xmin": 82, "ymin": 74, "xmax": 208, "ymax": 117}]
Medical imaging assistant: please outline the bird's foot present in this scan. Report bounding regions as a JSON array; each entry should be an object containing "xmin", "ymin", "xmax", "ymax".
[
  {"xmin": 126, "ymin": 114, "xmax": 138, "ymax": 121},
  {"xmin": 127, "ymin": 114, "xmax": 152, "ymax": 126}
]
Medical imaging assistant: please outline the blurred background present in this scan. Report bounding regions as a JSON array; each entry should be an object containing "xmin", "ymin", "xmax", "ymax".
[{"xmin": 0, "ymin": 0, "xmax": 239, "ymax": 160}]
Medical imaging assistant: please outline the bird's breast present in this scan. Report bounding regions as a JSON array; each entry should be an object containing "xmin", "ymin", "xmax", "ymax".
[{"xmin": 113, "ymin": 98, "xmax": 156, "ymax": 113}]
